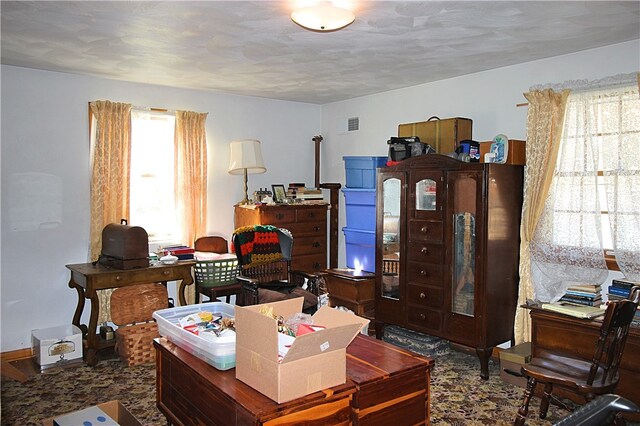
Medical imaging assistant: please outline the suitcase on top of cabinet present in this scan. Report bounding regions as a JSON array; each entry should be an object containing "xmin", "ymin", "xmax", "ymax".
[{"xmin": 398, "ymin": 116, "xmax": 472, "ymax": 155}]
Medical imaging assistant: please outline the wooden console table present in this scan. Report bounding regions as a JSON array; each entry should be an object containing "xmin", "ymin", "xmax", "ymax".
[
  {"xmin": 155, "ymin": 334, "xmax": 433, "ymax": 425},
  {"xmin": 528, "ymin": 306, "xmax": 640, "ymax": 410},
  {"xmin": 66, "ymin": 261, "xmax": 194, "ymax": 366}
]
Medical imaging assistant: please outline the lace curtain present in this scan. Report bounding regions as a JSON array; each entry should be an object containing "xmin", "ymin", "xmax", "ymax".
[
  {"xmin": 530, "ymin": 74, "xmax": 640, "ymax": 302},
  {"xmin": 88, "ymin": 100, "xmax": 132, "ymax": 323}
]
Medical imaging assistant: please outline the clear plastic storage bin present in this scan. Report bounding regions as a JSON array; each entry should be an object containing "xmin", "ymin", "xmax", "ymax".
[{"xmin": 153, "ymin": 302, "xmax": 236, "ymax": 370}]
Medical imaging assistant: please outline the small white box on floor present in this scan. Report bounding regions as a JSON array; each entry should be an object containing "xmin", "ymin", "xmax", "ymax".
[
  {"xmin": 31, "ymin": 324, "xmax": 83, "ymax": 370},
  {"xmin": 42, "ymin": 400, "xmax": 142, "ymax": 426}
]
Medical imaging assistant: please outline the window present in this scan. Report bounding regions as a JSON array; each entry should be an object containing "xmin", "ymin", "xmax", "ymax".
[
  {"xmin": 129, "ymin": 109, "xmax": 178, "ymax": 246},
  {"xmin": 537, "ymin": 82, "xmax": 640, "ymax": 272}
]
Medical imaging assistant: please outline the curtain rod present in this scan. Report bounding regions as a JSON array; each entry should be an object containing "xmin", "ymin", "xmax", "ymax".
[
  {"xmin": 516, "ymin": 72, "xmax": 639, "ymax": 108},
  {"xmin": 133, "ymin": 106, "xmax": 176, "ymax": 115}
]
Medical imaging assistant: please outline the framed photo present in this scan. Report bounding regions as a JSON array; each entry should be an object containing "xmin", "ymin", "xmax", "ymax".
[{"xmin": 271, "ymin": 184, "xmax": 286, "ymax": 203}]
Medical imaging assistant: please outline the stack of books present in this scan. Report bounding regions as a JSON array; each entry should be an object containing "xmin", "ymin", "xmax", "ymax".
[
  {"xmin": 608, "ymin": 279, "xmax": 640, "ymax": 326},
  {"xmin": 607, "ymin": 279, "xmax": 637, "ymax": 301},
  {"xmin": 287, "ymin": 183, "xmax": 323, "ymax": 201},
  {"xmin": 559, "ymin": 283, "xmax": 602, "ymax": 307},
  {"xmin": 161, "ymin": 245, "xmax": 195, "ymax": 260}
]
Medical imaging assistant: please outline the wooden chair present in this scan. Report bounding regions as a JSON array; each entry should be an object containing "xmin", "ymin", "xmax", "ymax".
[
  {"xmin": 514, "ymin": 286, "xmax": 640, "ymax": 426},
  {"xmin": 193, "ymin": 236, "xmax": 242, "ymax": 304},
  {"xmin": 232, "ymin": 226, "xmax": 319, "ymax": 314}
]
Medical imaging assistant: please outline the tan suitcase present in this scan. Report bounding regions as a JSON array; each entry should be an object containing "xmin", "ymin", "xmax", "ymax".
[{"xmin": 398, "ymin": 116, "xmax": 472, "ymax": 154}]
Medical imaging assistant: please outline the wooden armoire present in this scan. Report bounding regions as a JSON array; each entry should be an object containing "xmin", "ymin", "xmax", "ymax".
[{"xmin": 374, "ymin": 154, "xmax": 523, "ymax": 379}]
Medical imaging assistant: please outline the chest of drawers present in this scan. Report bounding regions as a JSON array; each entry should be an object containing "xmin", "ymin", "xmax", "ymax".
[{"xmin": 234, "ymin": 203, "xmax": 329, "ymax": 273}]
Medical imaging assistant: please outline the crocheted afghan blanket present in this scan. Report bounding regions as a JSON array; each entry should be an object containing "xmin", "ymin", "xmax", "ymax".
[{"xmin": 234, "ymin": 225, "xmax": 283, "ymax": 268}]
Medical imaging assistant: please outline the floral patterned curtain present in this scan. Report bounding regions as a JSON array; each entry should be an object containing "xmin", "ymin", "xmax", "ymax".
[
  {"xmin": 174, "ymin": 110, "xmax": 208, "ymax": 305},
  {"xmin": 88, "ymin": 100, "xmax": 132, "ymax": 323}
]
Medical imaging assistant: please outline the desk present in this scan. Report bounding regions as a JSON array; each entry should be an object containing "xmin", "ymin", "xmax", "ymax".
[
  {"xmin": 155, "ymin": 334, "xmax": 433, "ymax": 425},
  {"xmin": 529, "ymin": 307, "xmax": 640, "ymax": 408},
  {"xmin": 66, "ymin": 261, "xmax": 194, "ymax": 366}
]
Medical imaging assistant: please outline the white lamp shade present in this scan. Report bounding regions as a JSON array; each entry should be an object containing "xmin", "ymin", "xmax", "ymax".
[
  {"xmin": 291, "ymin": 2, "xmax": 355, "ymax": 32},
  {"xmin": 228, "ymin": 139, "xmax": 266, "ymax": 175}
]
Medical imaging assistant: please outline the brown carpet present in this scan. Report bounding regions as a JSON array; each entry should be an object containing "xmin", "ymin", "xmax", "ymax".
[{"xmin": 0, "ymin": 336, "xmax": 628, "ymax": 426}]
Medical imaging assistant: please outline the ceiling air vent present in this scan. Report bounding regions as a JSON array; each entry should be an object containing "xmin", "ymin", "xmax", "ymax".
[{"xmin": 347, "ymin": 117, "xmax": 359, "ymax": 132}]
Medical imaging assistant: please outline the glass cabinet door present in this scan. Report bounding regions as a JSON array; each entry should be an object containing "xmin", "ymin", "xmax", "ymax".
[
  {"xmin": 451, "ymin": 173, "xmax": 479, "ymax": 317},
  {"xmin": 416, "ymin": 179, "xmax": 437, "ymax": 211},
  {"xmin": 411, "ymin": 171, "xmax": 443, "ymax": 219},
  {"xmin": 381, "ymin": 176, "xmax": 402, "ymax": 300}
]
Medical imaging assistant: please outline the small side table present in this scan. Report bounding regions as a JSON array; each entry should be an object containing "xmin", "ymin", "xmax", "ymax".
[{"xmin": 324, "ymin": 268, "xmax": 375, "ymax": 320}]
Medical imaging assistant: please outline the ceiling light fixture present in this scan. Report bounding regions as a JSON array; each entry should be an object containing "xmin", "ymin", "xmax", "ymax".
[{"xmin": 291, "ymin": 2, "xmax": 355, "ymax": 32}]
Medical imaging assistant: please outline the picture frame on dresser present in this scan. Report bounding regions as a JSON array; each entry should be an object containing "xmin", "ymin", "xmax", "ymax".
[{"xmin": 271, "ymin": 184, "xmax": 286, "ymax": 203}]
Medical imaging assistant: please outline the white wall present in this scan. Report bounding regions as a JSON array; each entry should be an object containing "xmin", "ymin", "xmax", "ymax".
[
  {"xmin": 2, "ymin": 40, "xmax": 638, "ymax": 352},
  {"xmin": 0, "ymin": 66, "xmax": 321, "ymax": 352},
  {"xmin": 320, "ymin": 40, "xmax": 640, "ymax": 268}
]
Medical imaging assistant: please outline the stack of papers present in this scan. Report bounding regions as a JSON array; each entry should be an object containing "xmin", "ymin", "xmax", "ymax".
[{"xmin": 541, "ymin": 302, "xmax": 605, "ymax": 319}]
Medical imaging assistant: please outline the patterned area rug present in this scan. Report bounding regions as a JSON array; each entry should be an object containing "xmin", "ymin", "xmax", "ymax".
[
  {"xmin": 381, "ymin": 326, "xmax": 574, "ymax": 426},
  {"xmin": 2, "ymin": 332, "xmax": 636, "ymax": 425}
]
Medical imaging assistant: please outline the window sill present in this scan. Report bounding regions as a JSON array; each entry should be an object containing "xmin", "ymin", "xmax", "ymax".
[{"xmin": 605, "ymin": 254, "xmax": 620, "ymax": 272}]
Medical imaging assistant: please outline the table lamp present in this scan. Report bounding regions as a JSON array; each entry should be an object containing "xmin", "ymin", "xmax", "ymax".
[{"xmin": 228, "ymin": 139, "xmax": 266, "ymax": 204}]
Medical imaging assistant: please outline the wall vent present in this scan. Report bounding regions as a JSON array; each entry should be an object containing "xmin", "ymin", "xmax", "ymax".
[{"xmin": 347, "ymin": 117, "xmax": 359, "ymax": 132}]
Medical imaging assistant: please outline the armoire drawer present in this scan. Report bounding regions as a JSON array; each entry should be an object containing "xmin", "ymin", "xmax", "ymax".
[
  {"xmin": 407, "ymin": 242, "xmax": 443, "ymax": 264},
  {"xmin": 408, "ymin": 220, "xmax": 443, "ymax": 243},
  {"xmin": 407, "ymin": 306, "xmax": 443, "ymax": 334},
  {"xmin": 407, "ymin": 284, "xmax": 443, "ymax": 309},
  {"xmin": 407, "ymin": 261, "xmax": 443, "ymax": 285}
]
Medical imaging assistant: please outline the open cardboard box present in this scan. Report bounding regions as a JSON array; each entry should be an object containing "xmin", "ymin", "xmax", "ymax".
[
  {"xmin": 42, "ymin": 400, "xmax": 142, "ymax": 426},
  {"xmin": 235, "ymin": 297, "xmax": 369, "ymax": 403}
]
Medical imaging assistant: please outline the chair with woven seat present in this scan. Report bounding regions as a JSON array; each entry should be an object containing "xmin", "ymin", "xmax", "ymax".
[
  {"xmin": 193, "ymin": 236, "xmax": 242, "ymax": 304},
  {"xmin": 514, "ymin": 286, "xmax": 640, "ymax": 426},
  {"xmin": 232, "ymin": 225, "xmax": 319, "ymax": 314}
]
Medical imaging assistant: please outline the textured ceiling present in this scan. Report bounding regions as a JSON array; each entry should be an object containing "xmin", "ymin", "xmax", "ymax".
[{"xmin": 1, "ymin": 1, "xmax": 639, "ymax": 104}]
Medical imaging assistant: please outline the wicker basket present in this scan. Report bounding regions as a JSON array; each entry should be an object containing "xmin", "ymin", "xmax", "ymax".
[
  {"xmin": 110, "ymin": 283, "xmax": 167, "ymax": 366},
  {"xmin": 194, "ymin": 258, "xmax": 239, "ymax": 288},
  {"xmin": 115, "ymin": 321, "xmax": 159, "ymax": 366}
]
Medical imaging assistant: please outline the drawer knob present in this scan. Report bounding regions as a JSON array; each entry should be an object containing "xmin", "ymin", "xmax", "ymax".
[
  {"xmin": 419, "ymin": 313, "xmax": 426, "ymax": 320},
  {"xmin": 115, "ymin": 275, "xmax": 122, "ymax": 281},
  {"xmin": 163, "ymin": 270, "xmax": 170, "ymax": 276},
  {"xmin": 420, "ymin": 269, "xmax": 427, "ymax": 276},
  {"xmin": 312, "ymin": 242, "xmax": 321, "ymax": 248},
  {"xmin": 308, "ymin": 212, "xmax": 315, "ymax": 218},
  {"xmin": 421, "ymin": 247, "xmax": 429, "ymax": 255},
  {"xmin": 421, "ymin": 226, "xmax": 429, "ymax": 234},
  {"xmin": 420, "ymin": 292, "xmax": 426, "ymax": 299},
  {"xmin": 313, "ymin": 262, "xmax": 321, "ymax": 269},
  {"xmin": 276, "ymin": 213, "xmax": 284, "ymax": 220},
  {"xmin": 313, "ymin": 226, "xmax": 320, "ymax": 232}
]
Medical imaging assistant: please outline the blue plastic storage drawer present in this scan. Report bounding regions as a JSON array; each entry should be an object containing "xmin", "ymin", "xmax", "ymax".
[
  {"xmin": 343, "ymin": 188, "xmax": 376, "ymax": 231},
  {"xmin": 343, "ymin": 156, "xmax": 387, "ymax": 188},
  {"xmin": 343, "ymin": 227, "xmax": 376, "ymax": 273}
]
